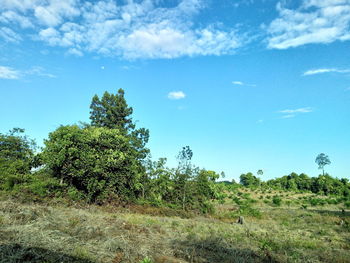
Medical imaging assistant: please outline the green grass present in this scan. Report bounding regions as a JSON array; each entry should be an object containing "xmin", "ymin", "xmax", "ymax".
[{"xmin": 0, "ymin": 191, "xmax": 349, "ymax": 263}]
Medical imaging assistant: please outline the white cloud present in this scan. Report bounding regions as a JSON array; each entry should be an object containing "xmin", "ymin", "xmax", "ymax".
[
  {"xmin": 279, "ymin": 107, "xmax": 313, "ymax": 118},
  {"xmin": 34, "ymin": 0, "xmax": 80, "ymax": 27},
  {"xmin": 0, "ymin": 0, "xmax": 244, "ymax": 59},
  {"xmin": 232, "ymin": 80, "xmax": 256, "ymax": 87},
  {"xmin": 0, "ymin": 27, "xmax": 22, "ymax": 42},
  {"xmin": 281, "ymin": 114, "xmax": 296, "ymax": 119},
  {"xmin": 267, "ymin": 0, "xmax": 350, "ymax": 49},
  {"xmin": 303, "ymin": 68, "xmax": 350, "ymax": 75},
  {"xmin": 0, "ymin": 65, "xmax": 55, "ymax": 80},
  {"xmin": 0, "ymin": 11, "xmax": 33, "ymax": 28},
  {"xmin": 0, "ymin": 66, "xmax": 20, "ymax": 79},
  {"xmin": 25, "ymin": 66, "xmax": 56, "ymax": 78},
  {"xmin": 280, "ymin": 107, "xmax": 313, "ymax": 114},
  {"xmin": 168, "ymin": 91, "xmax": 186, "ymax": 100}
]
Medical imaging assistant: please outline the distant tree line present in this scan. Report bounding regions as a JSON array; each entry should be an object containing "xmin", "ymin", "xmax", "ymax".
[{"xmin": 239, "ymin": 172, "xmax": 350, "ymax": 197}]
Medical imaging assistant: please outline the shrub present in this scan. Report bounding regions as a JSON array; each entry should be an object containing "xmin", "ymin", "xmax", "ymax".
[{"xmin": 272, "ymin": 195, "xmax": 282, "ymax": 206}]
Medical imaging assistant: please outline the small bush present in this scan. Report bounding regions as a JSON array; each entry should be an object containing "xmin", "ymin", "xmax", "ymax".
[
  {"xmin": 272, "ymin": 195, "xmax": 282, "ymax": 206},
  {"xmin": 68, "ymin": 187, "xmax": 86, "ymax": 201}
]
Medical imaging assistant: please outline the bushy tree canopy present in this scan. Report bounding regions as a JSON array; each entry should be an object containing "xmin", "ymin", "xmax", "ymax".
[
  {"xmin": 42, "ymin": 125, "xmax": 143, "ymax": 201},
  {"xmin": 89, "ymin": 89, "xmax": 150, "ymax": 161},
  {"xmin": 0, "ymin": 128, "xmax": 36, "ymax": 177},
  {"xmin": 90, "ymin": 89, "xmax": 134, "ymax": 132},
  {"xmin": 240, "ymin": 172, "xmax": 261, "ymax": 188}
]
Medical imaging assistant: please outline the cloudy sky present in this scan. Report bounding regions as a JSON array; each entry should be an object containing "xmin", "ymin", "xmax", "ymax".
[{"xmin": 1, "ymin": 0, "xmax": 349, "ymax": 180}]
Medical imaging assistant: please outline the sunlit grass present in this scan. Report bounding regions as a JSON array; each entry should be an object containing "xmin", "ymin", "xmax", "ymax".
[{"xmin": 0, "ymin": 190, "xmax": 349, "ymax": 263}]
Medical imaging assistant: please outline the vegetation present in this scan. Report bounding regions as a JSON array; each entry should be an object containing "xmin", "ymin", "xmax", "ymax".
[
  {"xmin": 0, "ymin": 189, "xmax": 349, "ymax": 263},
  {"xmin": 1, "ymin": 89, "xmax": 349, "ymax": 262}
]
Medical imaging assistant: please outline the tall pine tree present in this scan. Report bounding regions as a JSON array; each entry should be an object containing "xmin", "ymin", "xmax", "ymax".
[
  {"xmin": 89, "ymin": 89, "xmax": 150, "ymax": 161},
  {"xmin": 90, "ymin": 89, "xmax": 135, "ymax": 133}
]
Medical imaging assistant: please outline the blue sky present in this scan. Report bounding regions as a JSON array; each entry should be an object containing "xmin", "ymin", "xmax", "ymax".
[{"xmin": 1, "ymin": 0, "xmax": 350, "ymax": 181}]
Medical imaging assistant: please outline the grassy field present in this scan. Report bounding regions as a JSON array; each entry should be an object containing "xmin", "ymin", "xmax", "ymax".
[{"xmin": 0, "ymin": 190, "xmax": 349, "ymax": 263}]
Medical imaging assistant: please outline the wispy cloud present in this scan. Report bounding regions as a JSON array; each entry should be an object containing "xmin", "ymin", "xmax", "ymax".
[
  {"xmin": 120, "ymin": 65, "xmax": 139, "ymax": 70},
  {"xmin": 232, "ymin": 81, "xmax": 256, "ymax": 87},
  {"xmin": 232, "ymin": 81, "xmax": 243, "ymax": 85},
  {"xmin": 279, "ymin": 107, "xmax": 313, "ymax": 119},
  {"xmin": 168, "ymin": 91, "xmax": 186, "ymax": 100},
  {"xmin": 266, "ymin": 0, "xmax": 350, "ymax": 49},
  {"xmin": 303, "ymin": 68, "xmax": 350, "ymax": 76},
  {"xmin": 280, "ymin": 107, "xmax": 313, "ymax": 114},
  {"xmin": 281, "ymin": 114, "xmax": 296, "ymax": 119},
  {"xmin": 25, "ymin": 66, "xmax": 56, "ymax": 78},
  {"xmin": 0, "ymin": 65, "xmax": 55, "ymax": 80},
  {"xmin": 0, "ymin": 66, "xmax": 20, "ymax": 79},
  {"xmin": 0, "ymin": 27, "xmax": 22, "ymax": 43},
  {"xmin": 0, "ymin": 0, "xmax": 244, "ymax": 60}
]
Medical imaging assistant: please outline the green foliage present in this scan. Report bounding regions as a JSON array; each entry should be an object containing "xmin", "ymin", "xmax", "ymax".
[
  {"xmin": 0, "ymin": 128, "xmax": 36, "ymax": 181},
  {"xmin": 308, "ymin": 198, "xmax": 327, "ymax": 206},
  {"xmin": 139, "ymin": 257, "xmax": 154, "ymax": 263},
  {"xmin": 266, "ymin": 172, "xmax": 350, "ymax": 197},
  {"xmin": 232, "ymin": 196, "xmax": 262, "ymax": 218},
  {"xmin": 2, "ymin": 89, "xmax": 347, "ymax": 218},
  {"xmin": 90, "ymin": 89, "xmax": 134, "ymax": 132},
  {"xmin": 142, "ymin": 149, "xmax": 220, "ymax": 213},
  {"xmin": 89, "ymin": 89, "xmax": 150, "ymax": 161},
  {"xmin": 272, "ymin": 195, "xmax": 282, "ymax": 206},
  {"xmin": 42, "ymin": 125, "xmax": 143, "ymax": 201},
  {"xmin": 239, "ymin": 172, "xmax": 261, "ymax": 188}
]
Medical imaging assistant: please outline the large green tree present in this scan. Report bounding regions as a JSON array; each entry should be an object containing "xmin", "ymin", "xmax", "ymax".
[
  {"xmin": 240, "ymin": 172, "xmax": 261, "ymax": 188},
  {"xmin": 42, "ymin": 125, "xmax": 143, "ymax": 201},
  {"xmin": 89, "ymin": 89, "xmax": 149, "ymax": 160},
  {"xmin": 90, "ymin": 89, "xmax": 134, "ymax": 132}
]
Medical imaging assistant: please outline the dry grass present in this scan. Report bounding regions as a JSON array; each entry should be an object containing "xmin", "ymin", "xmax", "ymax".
[{"xmin": 0, "ymin": 192, "xmax": 349, "ymax": 263}]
